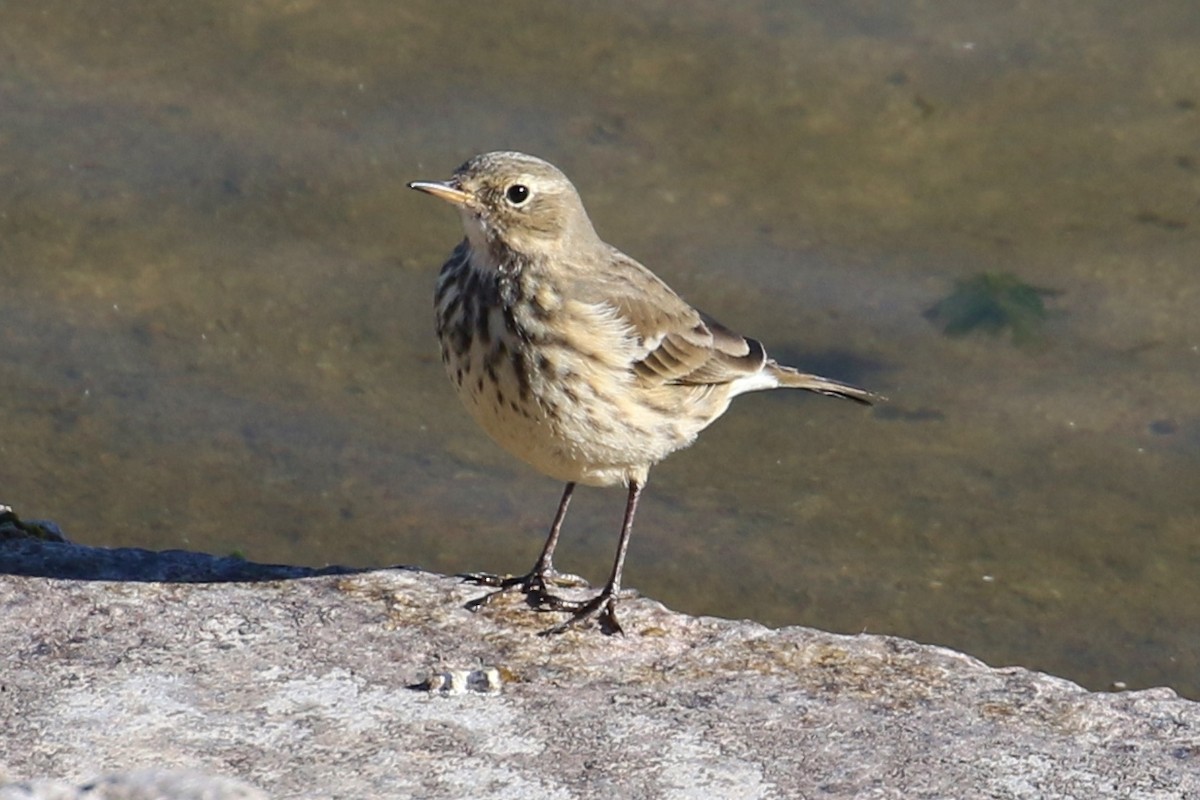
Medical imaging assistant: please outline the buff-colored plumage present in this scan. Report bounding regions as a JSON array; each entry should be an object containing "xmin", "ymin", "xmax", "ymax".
[{"xmin": 410, "ymin": 151, "xmax": 874, "ymax": 634}]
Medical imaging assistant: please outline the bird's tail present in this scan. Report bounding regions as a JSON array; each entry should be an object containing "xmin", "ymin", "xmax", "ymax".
[{"xmin": 767, "ymin": 360, "xmax": 878, "ymax": 405}]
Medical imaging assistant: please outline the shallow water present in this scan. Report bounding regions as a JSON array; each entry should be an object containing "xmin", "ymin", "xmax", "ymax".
[{"xmin": 2, "ymin": 2, "xmax": 1198, "ymax": 697}]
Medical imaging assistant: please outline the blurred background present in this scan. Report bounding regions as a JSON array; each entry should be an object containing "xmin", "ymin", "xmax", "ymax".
[{"xmin": 1, "ymin": 2, "xmax": 1197, "ymax": 697}]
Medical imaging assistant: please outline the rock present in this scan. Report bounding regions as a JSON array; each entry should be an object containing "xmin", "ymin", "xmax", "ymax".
[
  {"xmin": 2, "ymin": 538, "xmax": 1198, "ymax": 799},
  {"xmin": 0, "ymin": 770, "xmax": 268, "ymax": 800}
]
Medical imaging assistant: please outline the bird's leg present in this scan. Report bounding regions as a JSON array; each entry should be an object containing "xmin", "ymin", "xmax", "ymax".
[
  {"xmin": 462, "ymin": 482, "xmax": 584, "ymax": 611},
  {"xmin": 541, "ymin": 480, "xmax": 642, "ymax": 636}
]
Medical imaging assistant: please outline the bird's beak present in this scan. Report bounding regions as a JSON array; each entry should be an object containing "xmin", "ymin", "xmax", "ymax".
[{"xmin": 408, "ymin": 180, "xmax": 474, "ymax": 207}]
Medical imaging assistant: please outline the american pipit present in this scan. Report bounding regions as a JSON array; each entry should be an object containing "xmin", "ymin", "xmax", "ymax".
[{"xmin": 409, "ymin": 151, "xmax": 875, "ymax": 635}]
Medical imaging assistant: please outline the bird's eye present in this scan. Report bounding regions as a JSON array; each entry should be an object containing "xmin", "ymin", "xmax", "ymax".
[{"xmin": 505, "ymin": 184, "xmax": 530, "ymax": 205}]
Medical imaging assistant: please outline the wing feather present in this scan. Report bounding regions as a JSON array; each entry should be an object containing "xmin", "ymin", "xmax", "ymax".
[{"xmin": 567, "ymin": 247, "xmax": 768, "ymax": 388}]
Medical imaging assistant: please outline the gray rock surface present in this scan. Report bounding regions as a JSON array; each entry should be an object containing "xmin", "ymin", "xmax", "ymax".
[
  {"xmin": 2, "ymin": 538, "xmax": 1198, "ymax": 799},
  {"xmin": 0, "ymin": 770, "xmax": 268, "ymax": 800}
]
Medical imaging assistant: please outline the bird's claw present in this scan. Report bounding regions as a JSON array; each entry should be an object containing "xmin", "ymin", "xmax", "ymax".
[
  {"xmin": 460, "ymin": 569, "xmax": 586, "ymax": 612},
  {"xmin": 456, "ymin": 571, "xmax": 524, "ymax": 589},
  {"xmin": 538, "ymin": 590, "xmax": 624, "ymax": 637}
]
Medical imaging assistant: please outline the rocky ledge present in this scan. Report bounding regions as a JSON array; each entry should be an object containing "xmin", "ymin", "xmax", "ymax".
[{"xmin": 1, "ymin": 535, "xmax": 1197, "ymax": 799}]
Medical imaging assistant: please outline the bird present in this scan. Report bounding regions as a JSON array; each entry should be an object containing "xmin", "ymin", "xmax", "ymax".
[{"xmin": 408, "ymin": 151, "xmax": 875, "ymax": 635}]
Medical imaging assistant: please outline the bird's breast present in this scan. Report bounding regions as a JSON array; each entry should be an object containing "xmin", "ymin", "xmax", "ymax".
[{"xmin": 434, "ymin": 254, "xmax": 704, "ymax": 485}]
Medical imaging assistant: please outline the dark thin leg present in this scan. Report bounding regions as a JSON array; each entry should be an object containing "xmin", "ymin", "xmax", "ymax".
[
  {"xmin": 461, "ymin": 483, "xmax": 582, "ymax": 610},
  {"xmin": 601, "ymin": 480, "xmax": 640, "ymax": 598},
  {"xmin": 531, "ymin": 481, "xmax": 574, "ymax": 577},
  {"xmin": 541, "ymin": 480, "xmax": 643, "ymax": 636}
]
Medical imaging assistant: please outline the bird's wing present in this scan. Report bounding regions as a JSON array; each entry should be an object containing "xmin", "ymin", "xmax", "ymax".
[{"xmin": 573, "ymin": 247, "xmax": 767, "ymax": 387}]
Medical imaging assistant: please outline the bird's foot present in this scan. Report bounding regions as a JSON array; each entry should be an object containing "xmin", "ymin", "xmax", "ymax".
[
  {"xmin": 458, "ymin": 568, "xmax": 587, "ymax": 612},
  {"xmin": 539, "ymin": 587, "xmax": 624, "ymax": 637}
]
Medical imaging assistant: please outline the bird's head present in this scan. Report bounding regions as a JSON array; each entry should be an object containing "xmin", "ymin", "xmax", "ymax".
[{"xmin": 409, "ymin": 151, "xmax": 598, "ymax": 259}]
